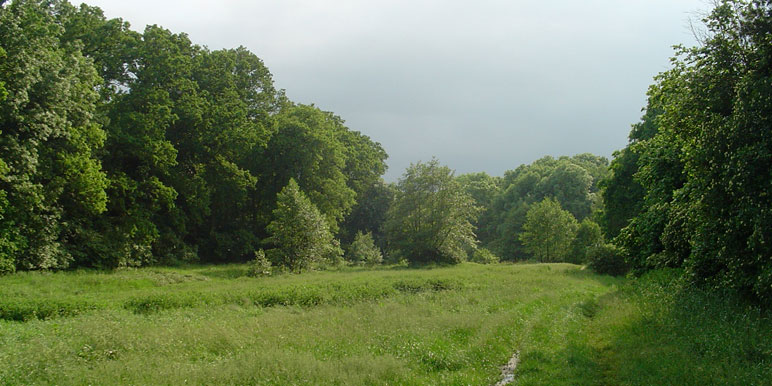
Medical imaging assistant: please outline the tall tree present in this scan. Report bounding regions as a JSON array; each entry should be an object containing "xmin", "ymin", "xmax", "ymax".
[
  {"xmin": 0, "ymin": 0, "xmax": 108, "ymax": 270},
  {"xmin": 256, "ymin": 105, "xmax": 356, "ymax": 234},
  {"xmin": 519, "ymin": 198, "xmax": 578, "ymax": 262},
  {"xmin": 487, "ymin": 155, "xmax": 606, "ymax": 260},
  {"xmin": 608, "ymin": 0, "xmax": 772, "ymax": 301},
  {"xmin": 339, "ymin": 180, "xmax": 395, "ymax": 249},
  {"xmin": 456, "ymin": 172, "xmax": 501, "ymax": 246},
  {"xmin": 384, "ymin": 159, "xmax": 479, "ymax": 264},
  {"xmin": 599, "ymin": 102, "xmax": 662, "ymax": 239}
]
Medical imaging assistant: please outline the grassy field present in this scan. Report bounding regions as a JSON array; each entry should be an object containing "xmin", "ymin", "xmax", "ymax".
[{"xmin": 0, "ymin": 263, "xmax": 769, "ymax": 385}]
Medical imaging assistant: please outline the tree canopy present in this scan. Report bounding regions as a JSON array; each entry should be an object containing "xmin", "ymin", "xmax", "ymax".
[
  {"xmin": 0, "ymin": 0, "xmax": 387, "ymax": 271},
  {"xmin": 519, "ymin": 198, "xmax": 579, "ymax": 262},
  {"xmin": 603, "ymin": 0, "xmax": 772, "ymax": 302},
  {"xmin": 384, "ymin": 159, "xmax": 479, "ymax": 264}
]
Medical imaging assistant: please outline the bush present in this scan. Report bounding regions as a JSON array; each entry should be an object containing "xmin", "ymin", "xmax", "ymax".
[
  {"xmin": 0, "ymin": 255, "xmax": 14, "ymax": 275},
  {"xmin": 346, "ymin": 231, "xmax": 383, "ymax": 265},
  {"xmin": 587, "ymin": 243, "xmax": 629, "ymax": 276},
  {"xmin": 471, "ymin": 248, "xmax": 499, "ymax": 264},
  {"xmin": 247, "ymin": 249, "xmax": 272, "ymax": 277}
]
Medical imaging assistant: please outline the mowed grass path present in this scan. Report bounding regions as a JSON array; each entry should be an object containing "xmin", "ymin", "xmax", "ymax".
[{"xmin": 0, "ymin": 263, "xmax": 620, "ymax": 385}]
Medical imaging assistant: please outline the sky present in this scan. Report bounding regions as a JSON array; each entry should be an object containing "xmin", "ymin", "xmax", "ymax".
[{"xmin": 85, "ymin": 0, "xmax": 709, "ymax": 181}]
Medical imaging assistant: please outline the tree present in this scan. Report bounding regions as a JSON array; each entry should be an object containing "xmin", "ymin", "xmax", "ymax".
[
  {"xmin": 384, "ymin": 159, "xmax": 479, "ymax": 264},
  {"xmin": 265, "ymin": 179, "xmax": 342, "ymax": 272},
  {"xmin": 606, "ymin": 0, "xmax": 772, "ymax": 301},
  {"xmin": 0, "ymin": 0, "xmax": 108, "ymax": 270},
  {"xmin": 346, "ymin": 231, "xmax": 383, "ymax": 266},
  {"xmin": 339, "ymin": 180, "xmax": 395, "ymax": 249},
  {"xmin": 599, "ymin": 105, "xmax": 660, "ymax": 239},
  {"xmin": 470, "ymin": 248, "xmax": 500, "ymax": 264},
  {"xmin": 456, "ymin": 172, "xmax": 501, "ymax": 246},
  {"xmin": 570, "ymin": 219, "xmax": 603, "ymax": 264},
  {"xmin": 519, "ymin": 198, "xmax": 578, "ymax": 262},
  {"xmin": 256, "ymin": 105, "xmax": 356, "ymax": 234},
  {"xmin": 487, "ymin": 155, "xmax": 606, "ymax": 260}
]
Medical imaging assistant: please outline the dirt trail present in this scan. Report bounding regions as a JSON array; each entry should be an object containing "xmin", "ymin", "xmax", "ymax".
[{"xmin": 493, "ymin": 351, "xmax": 520, "ymax": 386}]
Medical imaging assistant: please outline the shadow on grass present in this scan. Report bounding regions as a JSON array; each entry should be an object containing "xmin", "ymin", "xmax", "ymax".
[{"xmin": 545, "ymin": 270, "xmax": 772, "ymax": 386}]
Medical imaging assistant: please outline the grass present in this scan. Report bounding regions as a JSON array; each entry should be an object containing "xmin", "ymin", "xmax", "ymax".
[
  {"xmin": 0, "ymin": 263, "xmax": 769, "ymax": 385},
  {"xmin": 0, "ymin": 263, "xmax": 618, "ymax": 384},
  {"xmin": 514, "ymin": 268, "xmax": 772, "ymax": 386}
]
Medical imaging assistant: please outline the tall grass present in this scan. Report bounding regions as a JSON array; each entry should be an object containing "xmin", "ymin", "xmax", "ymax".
[
  {"xmin": 515, "ymin": 269, "xmax": 772, "ymax": 385},
  {"xmin": 0, "ymin": 263, "xmax": 618, "ymax": 385},
  {"xmin": 3, "ymin": 264, "xmax": 765, "ymax": 384}
]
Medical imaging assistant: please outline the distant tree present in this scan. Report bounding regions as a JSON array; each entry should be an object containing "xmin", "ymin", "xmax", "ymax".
[
  {"xmin": 456, "ymin": 172, "xmax": 501, "ymax": 246},
  {"xmin": 519, "ymin": 198, "xmax": 578, "ymax": 262},
  {"xmin": 265, "ymin": 179, "xmax": 342, "ymax": 272},
  {"xmin": 339, "ymin": 180, "xmax": 395, "ymax": 249},
  {"xmin": 586, "ymin": 243, "xmax": 628, "ymax": 276},
  {"xmin": 535, "ymin": 162, "xmax": 593, "ymax": 220},
  {"xmin": 384, "ymin": 159, "xmax": 479, "ymax": 264},
  {"xmin": 488, "ymin": 155, "xmax": 605, "ymax": 260},
  {"xmin": 569, "ymin": 219, "xmax": 603, "ymax": 264},
  {"xmin": 346, "ymin": 231, "xmax": 383, "ymax": 266}
]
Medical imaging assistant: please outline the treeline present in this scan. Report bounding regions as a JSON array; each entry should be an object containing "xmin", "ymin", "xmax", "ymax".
[
  {"xmin": 0, "ymin": 0, "xmax": 386, "ymax": 271},
  {"xmin": 3, "ymin": 0, "xmax": 771, "ymax": 304},
  {"xmin": 601, "ymin": 0, "xmax": 772, "ymax": 302}
]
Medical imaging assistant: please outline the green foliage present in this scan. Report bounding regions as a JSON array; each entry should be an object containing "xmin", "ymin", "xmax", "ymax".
[
  {"xmin": 0, "ymin": 0, "xmax": 387, "ymax": 270},
  {"xmin": 608, "ymin": 0, "xmax": 772, "ymax": 301},
  {"xmin": 0, "ymin": 0, "xmax": 108, "ymax": 270},
  {"xmin": 340, "ymin": 180, "xmax": 395, "ymax": 249},
  {"xmin": 569, "ymin": 219, "xmax": 603, "ymax": 264},
  {"xmin": 246, "ymin": 249, "xmax": 272, "ymax": 277},
  {"xmin": 257, "ymin": 105, "xmax": 357, "ymax": 234},
  {"xmin": 598, "ymin": 104, "xmax": 660, "ymax": 239},
  {"xmin": 586, "ymin": 243, "xmax": 629, "ymax": 276},
  {"xmin": 346, "ymin": 231, "xmax": 383, "ymax": 266},
  {"xmin": 487, "ymin": 154, "xmax": 608, "ymax": 260},
  {"xmin": 470, "ymin": 248, "xmax": 499, "ymax": 264},
  {"xmin": 265, "ymin": 179, "xmax": 342, "ymax": 272},
  {"xmin": 519, "ymin": 198, "xmax": 579, "ymax": 262},
  {"xmin": 385, "ymin": 159, "xmax": 479, "ymax": 264},
  {"xmin": 456, "ymin": 172, "xmax": 501, "ymax": 245}
]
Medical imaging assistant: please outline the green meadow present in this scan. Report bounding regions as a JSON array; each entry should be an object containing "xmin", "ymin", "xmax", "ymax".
[{"xmin": 1, "ymin": 263, "xmax": 769, "ymax": 385}]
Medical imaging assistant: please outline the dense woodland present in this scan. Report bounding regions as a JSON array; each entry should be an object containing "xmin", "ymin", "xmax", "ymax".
[{"xmin": 1, "ymin": 0, "xmax": 771, "ymax": 302}]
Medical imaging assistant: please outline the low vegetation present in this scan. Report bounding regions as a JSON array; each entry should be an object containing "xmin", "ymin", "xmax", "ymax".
[
  {"xmin": 0, "ymin": 263, "xmax": 617, "ymax": 384},
  {"xmin": 1, "ymin": 263, "xmax": 769, "ymax": 385}
]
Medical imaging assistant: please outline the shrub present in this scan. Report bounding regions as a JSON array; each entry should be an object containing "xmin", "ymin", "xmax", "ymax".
[
  {"xmin": 587, "ymin": 243, "xmax": 629, "ymax": 276},
  {"xmin": 471, "ymin": 248, "xmax": 499, "ymax": 264},
  {"xmin": 0, "ymin": 254, "xmax": 14, "ymax": 275},
  {"xmin": 247, "ymin": 249, "xmax": 272, "ymax": 277},
  {"xmin": 346, "ymin": 231, "xmax": 383, "ymax": 265}
]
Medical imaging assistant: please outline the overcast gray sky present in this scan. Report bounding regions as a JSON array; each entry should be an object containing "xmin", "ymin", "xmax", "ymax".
[{"xmin": 86, "ymin": 0, "xmax": 708, "ymax": 181}]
